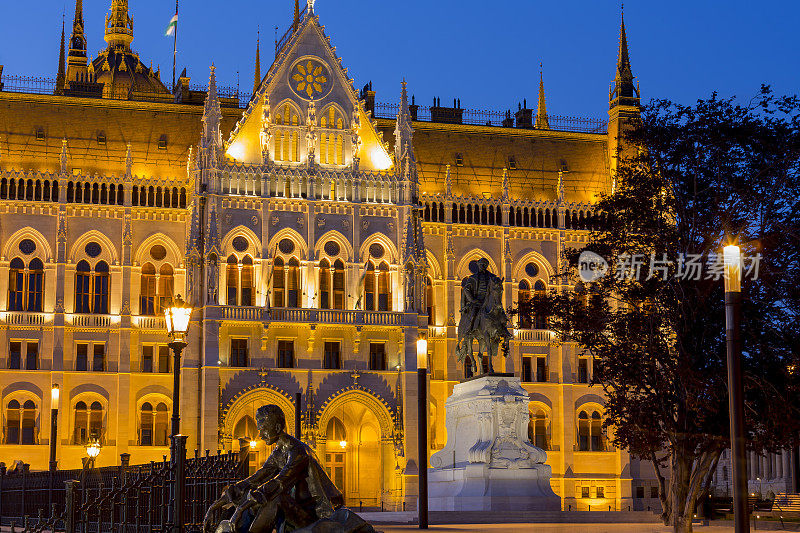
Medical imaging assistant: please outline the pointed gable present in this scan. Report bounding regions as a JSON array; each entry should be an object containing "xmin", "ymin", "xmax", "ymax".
[{"xmin": 224, "ymin": 10, "xmax": 392, "ymax": 172}]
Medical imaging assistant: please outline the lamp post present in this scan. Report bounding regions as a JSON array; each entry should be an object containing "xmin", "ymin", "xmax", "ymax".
[
  {"xmin": 416, "ymin": 336, "xmax": 428, "ymax": 529},
  {"xmin": 165, "ymin": 295, "xmax": 192, "ymax": 438},
  {"xmin": 49, "ymin": 384, "xmax": 59, "ymax": 471},
  {"xmin": 48, "ymin": 384, "xmax": 59, "ymax": 508},
  {"xmin": 724, "ymin": 244, "xmax": 749, "ymax": 533},
  {"xmin": 164, "ymin": 295, "xmax": 192, "ymax": 533}
]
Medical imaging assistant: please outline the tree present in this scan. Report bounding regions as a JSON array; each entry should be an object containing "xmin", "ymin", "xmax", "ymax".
[{"xmin": 521, "ymin": 88, "xmax": 800, "ymax": 533}]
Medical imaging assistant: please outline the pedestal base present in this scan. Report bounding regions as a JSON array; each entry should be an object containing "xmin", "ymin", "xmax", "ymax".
[{"xmin": 428, "ymin": 375, "xmax": 560, "ymax": 512}]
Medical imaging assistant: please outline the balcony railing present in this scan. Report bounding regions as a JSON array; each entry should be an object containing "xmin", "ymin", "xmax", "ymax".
[
  {"xmin": 220, "ymin": 306, "xmax": 403, "ymax": 326},
  {"xmin": 69, "ymin": 314, "xmax": 112, "ymax": 328},
  {"xmin": 135, "ymin": 315, "xmax": 167, "ymax": 330},
  {"xmin": 1, "ymin": 311, "xmax": 50, "ymax": 326},
  {"xmin": 514, "ymin": 329, "xmax": 555, "ymax": 342}
]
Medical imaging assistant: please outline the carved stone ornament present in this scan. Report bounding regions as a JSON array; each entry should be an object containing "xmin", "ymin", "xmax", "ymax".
[
  {"xmin": 297, "ymin": 216, "xmax": 304, "ymax": 227},
  {"xmin": 342, "ymin": 219, "xmax": 350, "ymax": 230},
  {"xmin": 317, "ymin": 217, "xmax": 326, "ymax": 229},
  {"xmin": 271, "ymin": 215, "xmax": 279, "ymax": 226},
  {"xmin": 428, "ymin": 376, "xmax": 560, "ymax": 511},
  {"xmin": 251, "ymin": 215, "xmax": 259, "ymax": 227},
  {"xmin": 361, "ymin": 219, "xmax": 370, "ymax": 230}
]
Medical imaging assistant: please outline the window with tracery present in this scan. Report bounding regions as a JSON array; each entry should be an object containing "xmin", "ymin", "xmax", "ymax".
[{"xmin": 8, "ymin": 257, "xmax": 44, "ymax": 312}]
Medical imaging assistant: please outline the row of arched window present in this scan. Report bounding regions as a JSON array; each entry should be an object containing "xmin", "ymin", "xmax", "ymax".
[
  {"xmin": 131, "ymin": 185, "xmax": 187, "ymax": 208},
  {"xmin": 8, "ymin": 258, "xmax": 44, "ymax": 312},
  {"xmin": 0, "ymin": 178, "xmax": 59, "ymax": 202},
  {"xmin": 74, "ymin": 401, "xmax": 103, "ymax": 445},
  {"xmin": 227, "ymin": 256, "xmax": 255, "ymax": 306},
  {"xmin": 66, "ymin": 181, "xmax": 124, "ymax": 205},
  {"xmin": 421, "ymin": 200, "xmax": 606, "ymax": 231},
  {"xmin": 4, "ymin": 400, "xmax": 36, "ymax": 444}
]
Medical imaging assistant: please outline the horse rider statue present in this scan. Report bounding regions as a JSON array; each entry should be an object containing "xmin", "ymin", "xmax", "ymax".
[{"xmin": 456, "ymin": 258, "xmax": 512, "ymax": 378}]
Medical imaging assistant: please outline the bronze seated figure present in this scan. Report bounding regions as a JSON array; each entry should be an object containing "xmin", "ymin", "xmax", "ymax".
[{"xmin": 204, "ymin": 404, "xmax": 375, "ymax": 533}]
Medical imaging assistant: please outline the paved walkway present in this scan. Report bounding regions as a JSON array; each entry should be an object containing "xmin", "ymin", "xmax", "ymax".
[{"xmin": 377, "ymin": 522, "xmax": 798, "ymax": 532}]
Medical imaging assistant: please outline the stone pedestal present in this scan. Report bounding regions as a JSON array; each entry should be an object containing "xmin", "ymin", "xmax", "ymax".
[{"xmin": 428, "ymin": 375, "xmax": 560, "ymax": 511}]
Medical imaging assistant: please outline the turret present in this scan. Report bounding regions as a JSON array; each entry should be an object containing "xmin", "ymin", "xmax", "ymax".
[
  {"xmin": 607, "ymin": 10, "xmax": 642, "ymax": 187},
  {"xmin": 253, "ymin": 31, "xmax": 261, "ymax": 93},
  {"xmin": 104, "ymin": 0, "xmax": 134, "ymax": 49},
  {"xmin": 200, "ymin": 65, "xmax": 223, "ymax": 175},
  {"xmin": 66, "ymin": 0, "xmax": 89, "ymax": 86}
]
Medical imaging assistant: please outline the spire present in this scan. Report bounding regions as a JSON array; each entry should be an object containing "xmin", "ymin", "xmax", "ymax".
[
  {"xmin": 66, "ymin": 0, "xmax": 88, "ymax": 85},
  {"xmin": 56, "ymin": 15, "xmax": 66, "ymax": 94},
  {"xmin": 293, "ymin": 0, "xmax": 300, "ymax": 31},
  {"xmin": 104, "ymin": 0, "xmax": 134, "ymax": 49},
  {"xmin": 610, "ymin": 8, "xmax": 639, "ymax": 108},
  {"xmin": 535, "ymin": 66, "xmax": 549, "ymax": 130},
  {"xmin": 202, "ymin": 64, "xmax": 223, "ymax": 150},
  {"xmin": 253, "ymin": 30, "xmax": 261, "ymax": 93}
]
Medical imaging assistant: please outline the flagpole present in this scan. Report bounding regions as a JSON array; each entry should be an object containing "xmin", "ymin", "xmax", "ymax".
[{"xmin": 172, "ymin": 0, "xmax": 179, "ymax": 92}]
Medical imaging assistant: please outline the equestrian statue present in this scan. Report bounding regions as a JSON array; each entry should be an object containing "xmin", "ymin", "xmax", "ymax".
[{"xmin": 456, "ymin": 258, "xmax": 513, "ymax": 379}]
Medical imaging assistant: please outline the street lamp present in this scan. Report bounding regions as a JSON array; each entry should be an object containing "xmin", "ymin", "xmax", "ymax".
[
  {"xmin": 49, "ymin": 385, "xmax": 59, "ymax": 471},
  {"xmin": 164, "ymin": 295, "xmax": 192, "ymax": 437},
  {"xmin": 85, "ymin": 440, "xmax": 101, "ymax": 467},
  {"xmin": 724, "ymin": 244, "xmax": 749, "ymax": 533},
  {"xmin": 164, "ymin": 294, "xmax": 191, "ymax": 533},
  {"xmin": 416, "ymin": 335, "xmax": 428, "ymax": 529}
]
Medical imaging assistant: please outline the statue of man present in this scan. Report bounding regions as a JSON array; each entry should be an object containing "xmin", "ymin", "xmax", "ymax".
[
  {"xmin": 205, "ymin": 405, "xmax": 374, "ymax": 533},
  {"xmin": 457, "ymin": 258, "xmax": 512, "ymax": 376},
  {"xmin": 459, "ymin": 258, "xmax": 498, "ymax": 335}
]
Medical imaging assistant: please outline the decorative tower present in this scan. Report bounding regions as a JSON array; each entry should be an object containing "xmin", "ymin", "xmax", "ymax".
[
  {"xmin": 104, "ymin": 0, "xmax": 134, "ymax": 49},
  {"xmin": 534, "ymin": 68, "xmax": 549, "ymax": 130},
  {"xmin": 200, "ymin": 65, "xmax": 223, "ymax": 178},
  {"xmin": 253, "ymin": 31, "xmax": 261, "ymax": 93},
  {"xmin": 66, "ymin": 0, "xmax": 89, "ymax": 85},
  {"xmin": 56, "ymin": 17, "xmax": 67, "ymax": 94},
  {"xmin": 608, "ymin": 10, "xmax": 641, "ymax": 181}
]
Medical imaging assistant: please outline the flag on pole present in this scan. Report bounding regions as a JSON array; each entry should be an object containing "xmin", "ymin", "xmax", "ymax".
[{"xmin": 165, "ymin": 14, "xmax": 178, "ymax": 36}]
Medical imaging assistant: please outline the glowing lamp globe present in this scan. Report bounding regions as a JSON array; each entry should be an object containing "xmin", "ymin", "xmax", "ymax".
[
  {"xmin": 339, "ymin": 440, "xmax": 347, "ymax": 449},
  {"xmin": 51, "ymin": 384, "xmax": 60, "ymax": 407},
  {"xmin": 165, "ymin": 295, "xmax": 192, "ymax": 340},
  {"xmin": 416, "ymin": 337, "xmax": 428, "ymax": 370},
  {"xmin": 86, "ymin": 441, "xmax": 101, "ymax": 459},
  {"xmin": 723, "ymin": 245, "xmax": 742, "ymax": 293}
]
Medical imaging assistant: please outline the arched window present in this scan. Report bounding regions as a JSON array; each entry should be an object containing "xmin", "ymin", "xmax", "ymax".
[
  {"xmin": 155, "ymin": 403, "xmax": 168, "ymax": 446},
  {"xmin": 140, "ymin": 402, "xmax": 153, "ymax": 446},
  {"xmin": 272, "ymin": 257, "xmax": 285, "ymax": 307},
  {"xmin": 326, "ymin": 417, "xmax": 346, "ymax": 444},
  {"xmin": 5, "ymin": 400, "xmax": 21, "ymax": 444},
  {"xmin": 578, "ymin": 411, "xmax": 590, "ymax": 451},
  {"xmin": 518, "ymin": 280, "xmax": 531, "ymax": 329},
  {"xmin": 364, "ymin": 262, "xmax": 375, "ymax": 310},
  {"xmin": 333, "ymin": 259, "xmax": 345, "ymax": 310},
  {"xmin": 8, "ymin": 258, "xmax": 25, "ymax": 311},
  {"xmin": 319, "ymin": 259, "xmax": 330, "ymax": 309},
  {"xmin": 528, "ymin": 409, "xmax": 548, "ymax": 450},
  {"xmin": 93, "ymin": 262, "xmax": 109, "ymax": 314},
  {"xmin": 139, "ymin": 263, "xmax": 156, "ymax": 315},
  {"xmin": 157, "ymin": 264, "xmax": 174, "ymax": 312},
  {"xmin": 75, "ymin": 260, "xmax": 91, "ymax": 313},
  {"xmin": 591, "ymin": 411, "xmax": 605, "ymax": 451},
  {"xmin": 74, "ymin": 401, "xmax": 88, "ymax": 444},
  {"xmin": 89, "ymin": 401, "xmax": 103, "ymax": 444},
  {"xmin": 234, "ymin": 415, "xmax": 258, "ymax": 441},
  {"xmin": 377, "ymin": 262, "xmax": 391, "ymax": 311},
  {"xmin": 287, "ymin": 257, "xmax": 300, "ymax": 308},
  {"xmin": 27, "ymin": 258, "xmax": 44, "ymax": 312},
  {"xmin": 426, "ymin": 276, "xmax": 435, "ymax": 326},
  {"xmin": 241, "ymin": 256, "xmax": 254, "ymax": 306},
  {"xmin": 226, "ymin": 255, "xmax": 239, "ymax": 306},
  {"xmin": 534, "ymin": 280, "xmax": 547, "ymax": 329}
]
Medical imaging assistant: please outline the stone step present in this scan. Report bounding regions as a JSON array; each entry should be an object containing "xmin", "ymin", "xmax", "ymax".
[{"xmin": 361, "ymin": 510, "xmax": 661, "ymax": 524}]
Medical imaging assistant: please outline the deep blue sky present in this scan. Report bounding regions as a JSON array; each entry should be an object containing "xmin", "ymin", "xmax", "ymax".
[{"xmin": 1, "ymin": 0, "xmax": 797, "ymax": 119}]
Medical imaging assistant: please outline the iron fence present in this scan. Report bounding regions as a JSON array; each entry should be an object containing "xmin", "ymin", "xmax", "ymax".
[
  {"xmin": 373, "ymin": 102, "xmax": 607, "ymax": 134},
  {"xmin": 0, "ymin": 73, "xmax": 251, "ymax": 109},
  {"xmin": 0, "ymin": 442, "xmax": 249, "ymax": 532}
]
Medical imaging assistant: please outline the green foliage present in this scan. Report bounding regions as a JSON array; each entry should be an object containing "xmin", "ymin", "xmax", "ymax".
[{"xmin": 521, "ymin": 87, "xmax": 800, "ymax": 529}]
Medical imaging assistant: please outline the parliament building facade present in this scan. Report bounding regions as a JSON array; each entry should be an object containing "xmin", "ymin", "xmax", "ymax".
[{"xmin": 0, "ymin": 0, "xmax": 698, "ymax": 511}]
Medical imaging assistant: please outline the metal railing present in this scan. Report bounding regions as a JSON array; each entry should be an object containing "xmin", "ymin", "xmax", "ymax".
[
  {"xmin": 0, "ymin": 73, "xmax": 252, "ymax": 109},
  {"xmin": 374, "ymin": 102, "xmax": 607, "ymax": 134},
  {"xmin": 0, "ymin": 442, "xmax": 250, "ymax": 532}
]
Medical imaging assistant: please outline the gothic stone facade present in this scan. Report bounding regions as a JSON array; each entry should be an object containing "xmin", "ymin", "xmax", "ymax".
[{"xmin": 0, "ymin": 1, "xmax": 660, "ymax": 511}]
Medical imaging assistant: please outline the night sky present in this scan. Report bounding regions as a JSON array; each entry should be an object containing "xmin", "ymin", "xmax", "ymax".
[{"xmin": 0, "ymin": 0, "xmax": 797, "ymax": 119}]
